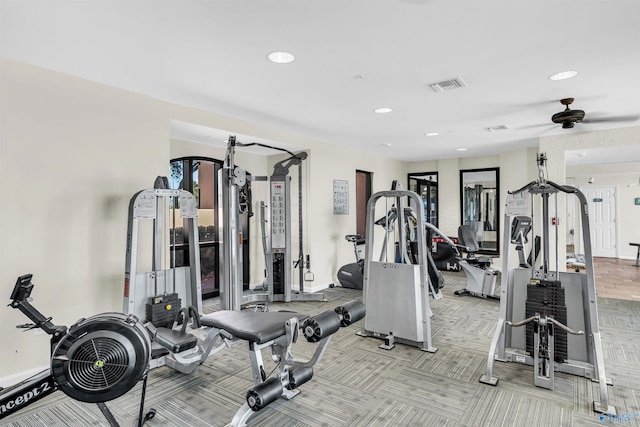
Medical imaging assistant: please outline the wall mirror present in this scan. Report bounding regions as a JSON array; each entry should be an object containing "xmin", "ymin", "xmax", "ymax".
[
  {"xmin": 408, "ymin": 172, "xmax": 438, "ymax": 227},
  {"xmin": 460, "ymin": 167, "xmax": 500, "ymax": 254}
]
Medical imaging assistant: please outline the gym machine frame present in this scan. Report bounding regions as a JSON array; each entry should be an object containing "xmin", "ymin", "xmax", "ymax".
[
  {"xmin": 203, "ymin": 300, "xmax": 366, "ymax": 427},
  {"xmin": 479, "ymin": 154, "xmax": 615, "ymax": 415},
  {"xmin": 123, "ymin": 177, "xmax": 203, "ymax": 323},
  {"xmin": 358, "ymin": 188, "xmax": 441, "ymax": 352},
  {"xmin": 218, "ymin": 135, "xmax": 324, "ymax": 311}
]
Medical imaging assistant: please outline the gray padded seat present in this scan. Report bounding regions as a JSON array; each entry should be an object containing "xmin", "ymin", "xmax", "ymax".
[
  {"xmin": 458, "ymin": 224, "xmax": 493, "ymax": 265},
  {"xmin": 200, "ymin": 311, "xmax": 308, "ymax": 344},
  {"xmin": 154, "ymin": 327, "xmax": 199, "ymax": 353}
]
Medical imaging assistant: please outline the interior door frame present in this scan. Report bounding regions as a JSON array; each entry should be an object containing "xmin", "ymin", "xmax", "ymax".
[
  {"xmin": 579, "ymin": 185, "xmax": 618, "ymax": 258},
  {"xmin": 356, "ymin": 170, "xmax": 372, "ymax": 238},
  {"xmin": 407, "ymin": 171, "xmax": 439, "ymax": 227}
]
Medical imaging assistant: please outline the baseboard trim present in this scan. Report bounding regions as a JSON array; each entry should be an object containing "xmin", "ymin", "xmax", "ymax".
[{"xmin": 0, "ymin": 365, "xmax": 49, "ymax": 388}]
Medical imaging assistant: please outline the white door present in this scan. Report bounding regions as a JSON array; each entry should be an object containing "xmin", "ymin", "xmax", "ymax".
[{"xmin": 581, "ymin": 186, "xmax": 617, "ymax": 258}]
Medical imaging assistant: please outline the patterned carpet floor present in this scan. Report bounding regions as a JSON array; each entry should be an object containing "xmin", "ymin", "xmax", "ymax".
[{"xmin": 3, "ymin": 270, "xmax": 639, "ymax": 427}]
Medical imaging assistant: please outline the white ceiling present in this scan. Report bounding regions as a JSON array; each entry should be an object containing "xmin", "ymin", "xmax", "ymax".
[
  {"xmin": 565, "ymin": 144, "xmax": 640, "ymax": 166},
  {"xmin": 2, "ymin": 0, "xmax": 640, "ymax": 164}
]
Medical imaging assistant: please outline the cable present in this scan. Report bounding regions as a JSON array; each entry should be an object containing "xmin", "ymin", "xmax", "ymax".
[{"xmin": 236, "ymin": 141, "xmax": 303, "ymax": 159}]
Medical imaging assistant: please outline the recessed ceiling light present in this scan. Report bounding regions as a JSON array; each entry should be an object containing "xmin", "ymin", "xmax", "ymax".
[
  {"xmin": 380, "ymin": 143, "xmax": 392, "ymax": 147},
  {"xmin": 425, "ymin": 132, "xmax": 439, "ymax": 136},
  {"xmin": 456, "ymin": 148, "xmax": 468, "ymax": 152},
  {"xmin": 373, "ymin": 107, "xmax": 393, "ymax": 114},
  {"xmin": 267, "ymin": 51, "xmax": 295, "ymax": 64},
  {"xmin": 549, "ymin": 70, "xmax": 578, "ymax": 81}
]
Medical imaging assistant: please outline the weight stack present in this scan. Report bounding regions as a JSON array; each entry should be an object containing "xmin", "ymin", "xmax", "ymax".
[
  {"xmin": 525, "ymin": 280, "xmax": 568, "ymax": 363},
  {"xmin": 146, "ymin": 293, "xmax": 182, "ymax": 328},
  {"xmin": 273, "ymin": 253, "xmax": 285, "ymax": 295}
]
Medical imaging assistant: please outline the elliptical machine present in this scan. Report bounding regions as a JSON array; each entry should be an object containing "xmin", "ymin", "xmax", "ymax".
[{"xmin": 336, "ymin": 234, "xmax": 365, "ymax": 290}]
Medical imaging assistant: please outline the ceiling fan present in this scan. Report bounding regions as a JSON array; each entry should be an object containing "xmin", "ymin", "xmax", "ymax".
[{"xmin": 551, "ymin": 97, "xmax": 639, "ymax": 129}]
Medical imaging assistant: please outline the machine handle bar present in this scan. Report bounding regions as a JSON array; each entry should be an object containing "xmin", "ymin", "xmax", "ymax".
[
  {"xmin": 507, "ymin": 314, "xmax": 584, "ymax": 335},
  {"xmin": 508, "ymin": 179, "xmax": 580, "ymax": 197},
  {"xmin": 547, "ymin": 317, "xmax": 584, "ymax": 335},
  {"xmin": 506, "ymin": 316, "xmax": 538, "ymax": 327}
]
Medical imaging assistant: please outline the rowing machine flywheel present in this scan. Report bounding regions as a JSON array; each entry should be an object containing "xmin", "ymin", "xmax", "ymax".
[{"xmin": 51, "ymin": 312, "xmax": 151, "ymax": 403}]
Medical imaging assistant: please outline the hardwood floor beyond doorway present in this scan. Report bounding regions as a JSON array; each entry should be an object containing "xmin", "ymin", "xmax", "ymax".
[{"xmin": 594, "ymin": 257, "xmax": 640, "ymax": 301}]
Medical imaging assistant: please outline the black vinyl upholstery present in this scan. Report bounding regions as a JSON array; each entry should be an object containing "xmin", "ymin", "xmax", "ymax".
[
  {"xmin": 200, "ymin": 310, "xmax": 308, "ymax": 344},
  {"xmin": 155, "ymin": 327, "xmax": 199, "ymax": 353},
  {"xmin": 458, "ymin": 224, "xmax": 493, "ymax": 266}
]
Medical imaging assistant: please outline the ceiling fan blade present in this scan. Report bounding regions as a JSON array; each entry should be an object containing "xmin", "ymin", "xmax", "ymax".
[
  {"xmin": 519, "ymin": 123, "xmax": 552, "ymax": 130},
  {"xmin": 582, "ymin": 115, "xmax": 640, "ymax": 124},
  {"xmin": 517, "ymin": 94, "xmax": 608, "ymax": 110},
  {"xmin": 534, "ymin": 125, "xmax": 559, "ymax": 136}
]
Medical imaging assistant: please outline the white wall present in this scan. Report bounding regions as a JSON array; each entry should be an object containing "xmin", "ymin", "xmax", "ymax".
[{"xmin": 1, "ymin": 59, "xmax": 171, "ymax": 382}]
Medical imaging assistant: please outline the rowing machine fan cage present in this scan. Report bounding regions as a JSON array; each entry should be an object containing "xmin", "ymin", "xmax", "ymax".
[
  {"xmin": 50, "ymin": 312, "xmax": 151, "ymax": 403},
  {"xmin": 551, "ymin": 98, "xmax": 585, "ymax": 129}
]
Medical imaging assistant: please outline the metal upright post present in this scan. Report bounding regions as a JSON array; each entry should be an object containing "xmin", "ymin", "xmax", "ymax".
[{"xmin": 218, "ymin": 136, "xmax": 244, "ymax": 311}]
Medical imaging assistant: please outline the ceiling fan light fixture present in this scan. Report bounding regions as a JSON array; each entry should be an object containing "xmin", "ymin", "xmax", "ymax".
[
  {"xmin": 552, "ymin": 97, "xmax": 585, "ymax": 127},
  {"xmin": 267, "ymin": 51, "xmax": 295, "ymax": 64},
  {"xmin": 549, "ymin": 70, "xmax": 578, "ymax": 81}
]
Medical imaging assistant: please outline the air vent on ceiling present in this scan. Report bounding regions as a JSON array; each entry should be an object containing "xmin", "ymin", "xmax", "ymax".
[
  {"xmin": 430, "ymin": 77, "xmax": 467, "ymax": 92},
  {"xmin": 486, "ymin": 125, "xmax": 509, "ymax": 132}
]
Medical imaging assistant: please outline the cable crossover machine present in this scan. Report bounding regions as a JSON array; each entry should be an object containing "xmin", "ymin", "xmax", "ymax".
[
  {"xmin": 218, "ymin": 135, "xmax": 325, "ymax": 311},
  {"xmin": 479, "ymin": 154, "xmax": 615, "ymax": 415}
]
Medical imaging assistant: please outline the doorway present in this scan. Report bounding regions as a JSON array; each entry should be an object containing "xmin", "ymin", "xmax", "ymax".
[
  {"xmin": 169, "ymin": 156, "xmax": 251, "ymax": 299},
  {"xmin": 580, "ymin": 186, "xmax": 617, "ymax": 258},
  {"xmin": 356, "ymin": 170, "xmax": 372, "ymax": 238},
  {"xmin": 408, "ymin": 172, "xmax": 438, "ymax": 227}
]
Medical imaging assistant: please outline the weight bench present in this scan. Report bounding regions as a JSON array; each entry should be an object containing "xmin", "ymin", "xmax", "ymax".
[
  {"xmin": 151, "ymin": 300, "xmax": 366, "ymax": 427},
  {"xmin": 631, "ymin": 243, "xmax": 640, "ymax": 267}
]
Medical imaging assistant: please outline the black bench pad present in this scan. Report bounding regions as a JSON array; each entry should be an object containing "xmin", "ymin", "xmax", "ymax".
[
  {"xmin": 200, "ymin": 310, "xmax": 308, "ymax": 344},
  {"xmin": 155, "ymin": 327, "xmax": 199, "ymax": 353}
]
